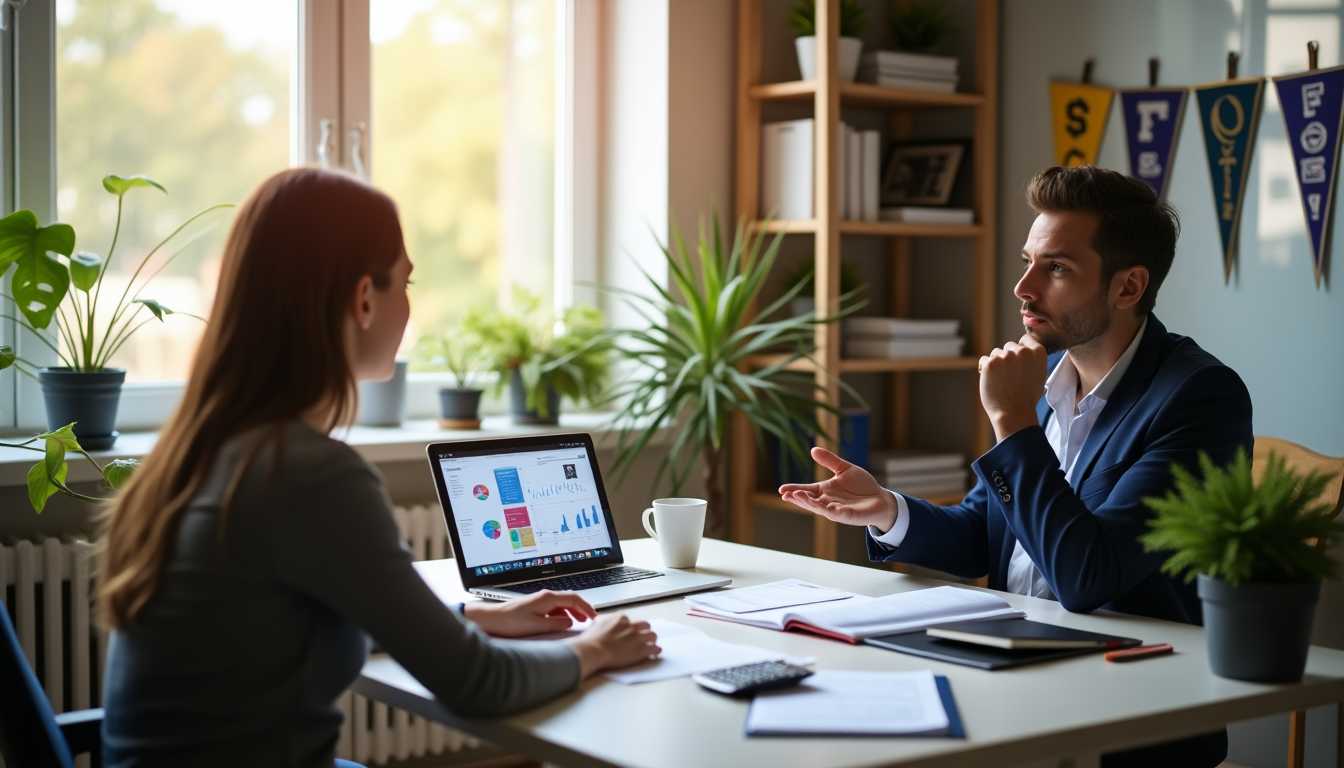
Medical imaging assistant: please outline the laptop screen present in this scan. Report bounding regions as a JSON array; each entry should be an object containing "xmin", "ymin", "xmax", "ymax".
[{"xmin": 435, "ymin": 439, "xmax": 616, "ymax": 578}]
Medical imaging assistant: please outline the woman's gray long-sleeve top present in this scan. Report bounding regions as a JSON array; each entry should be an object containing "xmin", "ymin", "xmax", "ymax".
[{"xmin": 103, "ymin": 421, "xmax": 580, "ymax": 767}]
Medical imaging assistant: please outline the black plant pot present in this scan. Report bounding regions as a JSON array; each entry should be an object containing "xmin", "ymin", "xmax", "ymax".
[
  {"xmin": 1198, "ymin": 574, "xmax": 1321, "ymax": 682},
  {"xmin": 508, "ymin": 370, "xmax": 559, "ymax": 426},
  {"xmin": 39, "ymin": 367, "xmax": 126, "ymax": 450},
  {"xmin": 438, "ymin": 387, "xmax": 484, "ymax": 430}
]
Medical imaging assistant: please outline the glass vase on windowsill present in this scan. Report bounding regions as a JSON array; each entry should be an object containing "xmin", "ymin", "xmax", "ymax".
[{"xmin": 0, "ymin": 174, "xmax": 231, "ymax": 450}]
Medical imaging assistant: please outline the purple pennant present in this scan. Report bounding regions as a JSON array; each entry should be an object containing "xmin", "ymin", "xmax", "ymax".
[
  {"xmin": 1119, "ymin": 88, "xmax": 1189, "ymax": 201},
  {"xmin": 1274, "ymin": 64, "xmax": 1344, "ymax": 287}
]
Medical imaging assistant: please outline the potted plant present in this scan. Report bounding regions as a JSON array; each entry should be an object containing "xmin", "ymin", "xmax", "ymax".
[
  {"xmin": 789, "ymin": 0, "xmax": 865, "ymax": 82},
  {"xmin": 415, "ymin": 327, "xmax": 486, "ymax": 430},
  {"xmin": 466, "ymin": 293, "xmax": 612, "ymax": 426},
  {"xmin": 889, "ymin": 0, "xmax": 953, "ymax": 54},
  {"xmin": 1141, "ymin": 449, "xmax": 1343, "ymax": 682},
  {"xmin": 604, "ymin": 216, "xmax": 863, "ymax": 535},
  {"xmin": 0, "ymin": 174, "xmax": 230, "ymax": 449}
]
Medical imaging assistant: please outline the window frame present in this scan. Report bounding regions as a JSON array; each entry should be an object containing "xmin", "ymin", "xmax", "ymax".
[{"xmin": 3, "ymin": 0, "xmax": 597, "ymax": 432}]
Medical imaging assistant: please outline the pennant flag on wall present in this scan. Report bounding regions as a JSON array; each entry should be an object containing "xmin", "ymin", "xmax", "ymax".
[
  {"xmin": 1274, "ymin": 62, "xmax": 1344, "ymax": 288},
  {"xmin": 1051, "ymin": 81, "xmax": 1114, "ymax": 167},
  {"xmin": 1194, "ymin": 77, "xmax": 1265, "ymax": 282},
  {"xmin": 1119, "ymin": 88, "xmax": 1189, "ymax": 200}
]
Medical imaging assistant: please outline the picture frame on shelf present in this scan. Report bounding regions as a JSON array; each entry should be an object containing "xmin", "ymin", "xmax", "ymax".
[{"xmin": 881, "ymin": 140, "xmax": 968, "ymax": 206}]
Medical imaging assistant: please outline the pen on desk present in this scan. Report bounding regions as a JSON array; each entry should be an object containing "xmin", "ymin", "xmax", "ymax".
[{"xmin": 1104, "ymin": 643, "xmax": 1174, "ymax": 663}]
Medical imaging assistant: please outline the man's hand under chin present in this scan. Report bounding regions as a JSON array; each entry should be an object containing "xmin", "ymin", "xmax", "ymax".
[{"xmin": 979, "ymin": 333, "xmax": 1049, "ymax": 442}]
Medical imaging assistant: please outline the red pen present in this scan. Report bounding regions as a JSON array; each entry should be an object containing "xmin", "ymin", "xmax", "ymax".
[{"xmin": 1105, "ymin": 643, "xmax": 1174, "ymax": 663}]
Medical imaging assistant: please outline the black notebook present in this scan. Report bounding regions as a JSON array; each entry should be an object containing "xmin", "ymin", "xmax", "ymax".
[{"xmin": 865, "ymin": 619, "xmax": 1141, "ymax": 670}]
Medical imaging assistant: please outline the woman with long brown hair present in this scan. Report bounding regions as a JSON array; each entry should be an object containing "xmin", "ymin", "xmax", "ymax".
[{"xmin": 97, "ymin": 168, "xmax": 658, "ymax": 767}]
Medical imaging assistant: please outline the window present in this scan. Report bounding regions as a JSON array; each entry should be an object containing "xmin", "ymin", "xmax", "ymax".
[
  {"xmin": 6, "ymin": 0, "xmax": 594, "ymax": 430},
  {"xmin": 371, "ymin": 1, "xmax": 558, "ymax": 346},
  {"xmin": 55, "ymin": 0, "xmax": 296, "ymax": 382}
]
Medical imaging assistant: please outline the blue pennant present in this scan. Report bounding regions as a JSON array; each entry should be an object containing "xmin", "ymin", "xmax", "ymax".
[
  {"xmin": 1274, "ymin": 64, "xmax": 1344, "ymax": 287},
  {"xmin": 1119, "ymin": 88, "xmax": 1189, "ymax": 201},
  {"xmin": 1194, "ymin": 78, "xmax": 1265, "ymax": 283}
]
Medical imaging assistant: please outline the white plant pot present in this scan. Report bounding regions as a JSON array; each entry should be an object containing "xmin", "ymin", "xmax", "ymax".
[{"xmin": 794, "ymin": 36, "xmax": 862, "ymax": 82}]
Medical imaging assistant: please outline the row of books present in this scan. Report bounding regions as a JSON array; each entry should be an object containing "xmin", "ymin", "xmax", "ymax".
[
  {"xmin": 842, "ymin": 316, "xmax": 964, "ymax": 359},
  {"xmin": 760, "ymin": 119, "xmax": 884, "ymax": 221},
  {"xmin": 858, "ymin": 50, "xmax": 959, "ymax": 93}
]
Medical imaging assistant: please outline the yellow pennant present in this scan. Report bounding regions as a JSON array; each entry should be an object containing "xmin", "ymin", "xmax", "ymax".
[{"xmin": 1050, "ymin": 82, "xmax": 1115, "ymax": 166}]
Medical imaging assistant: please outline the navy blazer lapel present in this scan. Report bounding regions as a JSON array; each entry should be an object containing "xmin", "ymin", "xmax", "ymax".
[{"xmin": 1070, "ymin": 316, "xmax": 1169, "ymax": 485}]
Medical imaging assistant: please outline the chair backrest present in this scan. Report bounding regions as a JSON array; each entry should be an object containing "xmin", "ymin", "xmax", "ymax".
[
  {"xmin": 0, "ymin": 605, "xmax": 74, "ymax": 768},
  {"xmin": 1253, "ymin": 437, "xmax": 1344, "ymax": 542}
]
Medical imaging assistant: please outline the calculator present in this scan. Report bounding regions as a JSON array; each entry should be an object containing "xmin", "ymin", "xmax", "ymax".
[{"xmin": 691, "ymin": 660, "xmax": 814, "ymax": 696}]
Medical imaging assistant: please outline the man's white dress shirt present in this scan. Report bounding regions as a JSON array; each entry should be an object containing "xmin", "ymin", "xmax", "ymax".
[{"xmin": 868, "ymin": 320, "xmax": 1147, "ymax": 598}]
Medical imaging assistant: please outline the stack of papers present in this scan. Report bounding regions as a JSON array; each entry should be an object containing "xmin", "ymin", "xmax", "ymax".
[
  {"xmin": 859, "ymin": 51, "xmax": 959, "ymax": 93},
  {"xmin": 686, "ymin": 580, "xmax": 1023, "ymax": 643},
  {"xmin": 746, "ymin": 669, "xmax": 961, "ymax": 736},
  {"xmin": 842, "ymin": 316, "xmax": 964, "ymax": 359},
  {"xmin": 871, "ymin": 450, "xmax": 968, "ymax": 499}
]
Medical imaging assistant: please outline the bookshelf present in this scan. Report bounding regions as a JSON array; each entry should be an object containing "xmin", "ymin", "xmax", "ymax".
[{"xmin": 730, "ymin": 0, "xmax": 999, "ymax": 559}]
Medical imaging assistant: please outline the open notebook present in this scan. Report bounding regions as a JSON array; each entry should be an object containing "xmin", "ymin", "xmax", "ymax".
[{"xmin": 687, "ymin": 584, "xmax": 1024, "ymax": 643}]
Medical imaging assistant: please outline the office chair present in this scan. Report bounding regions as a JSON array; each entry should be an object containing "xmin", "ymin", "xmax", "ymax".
[
  {"xmin": 1253, "ymin": 437, "xmax": 1344, "ymax": 768},
  {"xmin": 2, "ymin": 606, "xmax": 366, "ymax": 768},
  {"xmin": 0, "ymin": 604, "xmax": 103, "ymax": 767}
]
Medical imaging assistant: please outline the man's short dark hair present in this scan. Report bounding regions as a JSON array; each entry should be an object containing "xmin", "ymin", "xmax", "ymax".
[{"xmin": 1025, "ymin": 165, "xmax": 1179, "ymax": 314}]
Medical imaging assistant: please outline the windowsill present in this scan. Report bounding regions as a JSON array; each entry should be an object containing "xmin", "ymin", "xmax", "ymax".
[{"xmin": 0, "ymin": 412, "xmax": 654, "ymax": 487}]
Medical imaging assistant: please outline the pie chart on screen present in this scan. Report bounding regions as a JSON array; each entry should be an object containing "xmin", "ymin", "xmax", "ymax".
[
  {"xmin": 482, "ymin": 520, "xmax": 502, "ymax": 540},
  {"xmin": 473, "ymin": 484, "xmax": 490, "ymax": 501}
]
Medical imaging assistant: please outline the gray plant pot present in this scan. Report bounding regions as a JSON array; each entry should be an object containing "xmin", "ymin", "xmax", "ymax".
[
  {"xmin": 508, "ymin": 369, "xmax": 559, "ymax": 426},
  {"xmin": 355, "ymin": 360, "xmax": 408, "ymax": 427},
  {"xmin": 438, "ymin": 387, "xmax": 484, "ymax": 430},
  {"xmin": 39, "ymin": 367, "xmax": 126, "ymax": 450},
  {"xmin": 1198, "ymin": 574, "xmax": 1320, "ymax": 682}
]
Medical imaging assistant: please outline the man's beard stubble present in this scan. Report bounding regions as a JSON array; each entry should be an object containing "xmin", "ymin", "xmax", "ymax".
[{"xmin": 1022, "ymin": 294, "xmax": 1111, "ymax": 354}]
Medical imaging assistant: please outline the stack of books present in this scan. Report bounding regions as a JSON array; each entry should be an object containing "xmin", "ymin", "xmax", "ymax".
[
  {"xmin": 859, "ymin": 51, "xmax": 959, "ymax": 93},
  {"xmin": 870, "ymin": 450, "xmax": 968, "ymax": 499},
  {"xmin": 842, "ymin": 317, "xmax": 963, "ymax": 359}
]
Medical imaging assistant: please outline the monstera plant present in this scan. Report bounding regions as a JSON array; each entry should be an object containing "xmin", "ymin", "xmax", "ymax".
[{"xmin": 0, "ymin": 174, "xmax": 230, "ymax": 450}]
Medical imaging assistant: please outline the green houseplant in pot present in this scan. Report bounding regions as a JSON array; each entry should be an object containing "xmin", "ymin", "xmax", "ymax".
[
  {"xmin": 789, "ymin": 0, "xmax": 866, "ymax": 82},
  {"xmin": 1141, "ymin": 449, "xmax": 1343, "ymax": 682},
  {"xmin": 466, "ymin": 293, "xmax": 612, "ymax": 426},
  {"xmin": 889, "ymin": 0, "xmax": 953, "ymax": 54},
  {"xmin": 604, "ymin": 216, "xmax": 863, "ymax": 534},
  {"xmin": 0, "ymin": 174, "xmax": 229, "ymax": 449},
  {"xmin": 415, "ymin": 325, "xmax": 486, "ymax": 430}
]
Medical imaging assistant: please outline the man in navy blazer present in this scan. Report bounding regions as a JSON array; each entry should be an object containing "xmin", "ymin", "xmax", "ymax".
[{"xmin": 780, "ymin": 166, "xmax": 1251, "ymax": 767}]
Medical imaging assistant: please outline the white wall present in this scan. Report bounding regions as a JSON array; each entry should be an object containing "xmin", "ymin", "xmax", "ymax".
[{"xmin": 1002, "ymin": 2, "xmax": 1344, "ymax": 765}]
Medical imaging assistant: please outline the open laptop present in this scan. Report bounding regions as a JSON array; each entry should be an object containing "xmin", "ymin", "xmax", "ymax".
[{"xmin": 426, "ymin": 433, "xmax": 731, "ymax": 609}]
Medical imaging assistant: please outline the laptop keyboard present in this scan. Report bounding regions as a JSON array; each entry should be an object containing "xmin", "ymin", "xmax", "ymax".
[{"xmin": 509, "ymin": 566, "xmax": 663, "ymax": 594}]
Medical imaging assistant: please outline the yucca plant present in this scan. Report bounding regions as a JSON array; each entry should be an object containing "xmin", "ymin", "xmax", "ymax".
[
  {"xmin": 1141, "ymin": 449, "xmax": 1343, "ymax": 586},
  {"xmin": 604, "ymin": 216, "xmax": 863, "ymax": 532}
]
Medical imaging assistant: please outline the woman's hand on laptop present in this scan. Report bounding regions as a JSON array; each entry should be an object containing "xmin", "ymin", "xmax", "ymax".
[
  {"xmin": 569, "ymin": 615, "xmax": 661, "ymax": 678},
  {"xmin": 778, "ymin": 446, "xmax": 899, "ymax": 531},
  {"xmin": 464, "ymin": 590, "xmax": 597, "ymax": 638}
]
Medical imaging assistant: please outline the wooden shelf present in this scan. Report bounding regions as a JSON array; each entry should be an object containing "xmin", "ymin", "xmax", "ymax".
[
  {"xmin": 744, "ymin": 354, "xmax": 979, "ymax": 374},
  {"xmin": 752, "ymin": 492, "xmax": 807, "ymax": 514},
  {"xmin": 750, "ymin": 80, "xmax": 985, "ymax": 109},
  {"xmin": 839, "ymin": 356, "xmax": 979, "ymax": 373},
  {"xmin": 751, "ymin": 220, "xmax": 983, "ymax": 238}
]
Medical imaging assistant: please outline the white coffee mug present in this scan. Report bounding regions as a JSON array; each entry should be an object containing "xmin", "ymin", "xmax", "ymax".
[{"xmin": 641, "ymin": 497, "xmax": 707, "ymax": 569}]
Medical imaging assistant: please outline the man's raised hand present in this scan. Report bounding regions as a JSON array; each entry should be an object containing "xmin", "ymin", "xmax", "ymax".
[{"xmin": 777, "ymin": 447, "xmax": 899, "ymax": 532}]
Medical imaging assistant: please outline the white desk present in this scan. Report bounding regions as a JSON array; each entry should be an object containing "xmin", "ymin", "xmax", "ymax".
[{"xmin": 354, "ymin": 539, "xmax": 1344, "ymax": 768}]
